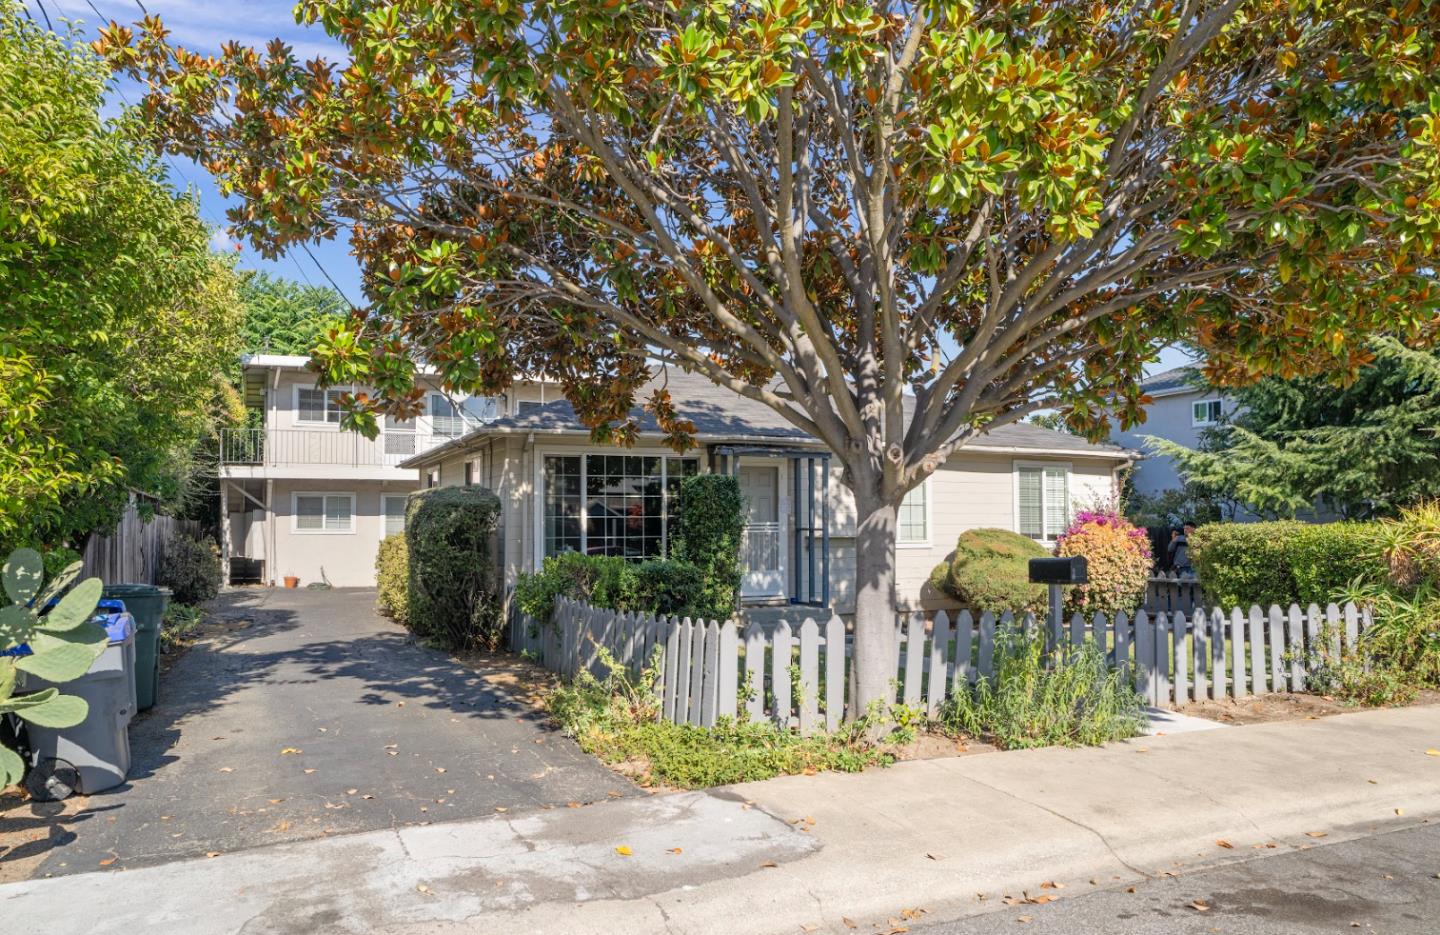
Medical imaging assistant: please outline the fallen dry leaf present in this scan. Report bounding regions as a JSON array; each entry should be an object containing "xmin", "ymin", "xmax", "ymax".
[
  {"xmin": 280, "ymin": 748, "xmax": 302, "ymax": 755},
  {"xmin": 615, "ymin": 845, "xmax": 633, "ymax": 857},
  {"xmin": 1125, "ymin": 887, "xmax": 1137, "ymax": 894},
  {"xmin": 1189, "ymin": 900, "xmax": 1211, "ymax": 912},
  {"xmin": 667, "ymin": 848, "xmax": 683, "ymax": 855},
  {"xmin": 435, "ymin": 767, "xmax": 447, "ymax": 774},
  {"xmin": 494, "ymin": 806, "xmax": 508, "ymax": 813},
  {"xmin": 926, "ymin": 852, "xmax": 945, "ymax": 861},
  {"xmin": 1040, "ymin": 881, "xmax": 1065, "ymax": 889},
  {"xmin": 899, "ymin": 908, "xmax": 928, "ymax": 920},
  {"xmin": 1396, "ymin": 808, "xmax": 1405, "ymax": 816},
  {"xmin": 760, "ymin": 860, "xmax": 779, "ymax": 869},
  {"xmin": 1216, "ymin": 840, "xmax": 1234, "ymax": 849},
  {"xmin": 206, "ymin": 852, "xmax": 221, "ymax": 859},
  {"xmin": 346, "ymin": 789, "xmax": 358, "ymax": 796},
  {"xmin": 841, "ymin": 918, "xmax": 857, "ymax": 929},
  {"xmin": 217, "ymin": 767, "xmax": 234, "ymax": 773},
  {"xmin": 801, "ymin": 925, "xmax": 820, "ymax": 933},
  {"xmin": 98, "ymin": 857, "xmax": 116, "ymax": 867},
  {"xmin": 416, "ymin": 884, "xmax": 432, "ymax": 896},
  {"xmin": 303, "ymin": 768, "xmax": 317, "ymax": 774},
  {"xmin": 1016, "ymin": 916, "xmax": 1033, "ymax": 924},
  {"xmin": 1305, "ymin": 831, "xmax": 1328, "ymax": 838},
  {"xmin": 1425, "ymin": 749, "xmax": 1439, "ymax": 757}
]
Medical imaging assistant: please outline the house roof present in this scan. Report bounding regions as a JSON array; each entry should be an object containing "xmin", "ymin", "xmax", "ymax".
[
  {"xmin": 1141, "ymin": 366, "xmax": 1207, "ymax": 398},
  {"xmin": 401, "ymin": 368, "xmax": 1136, "ymax": 468}
]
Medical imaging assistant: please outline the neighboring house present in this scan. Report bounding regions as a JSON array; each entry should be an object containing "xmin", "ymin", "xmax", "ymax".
[
  {"xmin": 1109, "ymin": 367, "xmax": 1231, "ymax": 496},
  {"xmin": 216, "ymin": 354, "xmax": 560, "ymax": 588},
  {"xmin": 402, "ymin": 369, "xmax": 1136, "ymax": 617}
]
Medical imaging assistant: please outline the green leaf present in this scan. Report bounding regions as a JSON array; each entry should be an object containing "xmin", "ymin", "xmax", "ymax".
[
  {"xmin": 39, "ymin": 578, "xmax": 102, "ymax": 632},
  {"xmin": 3, "ymin": 549, "xmax": 43, "ymax": 605},
  {"xmin": 11, "ymin": 692, "xmax": 88, "ymax": 729},
  {"xmin": 16, "ymin": 643, "xmax": 101, "ymax": 683},
  {"xmin": 36, "ymin": 561, "xmax": 84, "ymax": 608},
  {"xmin": 0, "ymin": 744, "xmax": 24, "ymax": 789},
  {"xmin": 0, "ymin": 604, "xmax": 35, "ymax": 649},
  {"xmin": 28, "ymin": 621, "xmax": 107, "ymax": 655}
]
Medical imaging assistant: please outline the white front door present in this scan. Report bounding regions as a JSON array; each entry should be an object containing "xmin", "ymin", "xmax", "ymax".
[{"xmin": 739, "ymin": 465, "xmax": 784, "ymax": 599}]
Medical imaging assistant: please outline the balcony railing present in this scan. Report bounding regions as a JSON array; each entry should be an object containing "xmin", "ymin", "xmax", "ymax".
[{"xmin": 219, "ymin": 428, "xmax": 454, "ymax": 469}]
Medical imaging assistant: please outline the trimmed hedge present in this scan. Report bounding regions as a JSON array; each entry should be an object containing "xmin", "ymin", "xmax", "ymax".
[
  {"xmin": 375, "ymin": 533, "xmax": 409, "ymax": 624},
  {"xmin": 634, "ymin": 559, "xmax": 707, "ymax": 616},
  {"xmin": 1190, "ymin": 521, "xmax": 1388, "ymax": 607},
  {"xmin": 670, "ymin": 474, "xmax": 744, "ymax": 620},
  {"xmin": 405, "ymin": 486, "xmax": 502, "ymax": 650},
  {"xmin": 158, "ymin": 534, "xmax": 222, "ymax": 605},
  {"xmin": 929, "ymin": 528, "xmax": 1048, "ymax": 614}
]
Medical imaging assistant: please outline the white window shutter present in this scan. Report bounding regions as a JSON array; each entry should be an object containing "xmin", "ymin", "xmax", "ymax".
[{"xmin": 1017, "ymin": 468, "xmax": 1043, "ymax": 538}]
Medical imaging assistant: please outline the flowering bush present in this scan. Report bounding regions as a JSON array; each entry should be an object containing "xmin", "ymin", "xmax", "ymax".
[{"xmin": 1056, "ymin": 506, "xmax": 1153, "ymax": 617}]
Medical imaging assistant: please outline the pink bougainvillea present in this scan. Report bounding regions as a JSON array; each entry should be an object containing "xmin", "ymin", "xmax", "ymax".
[{"xmin": 1056, "ymin": 504, "xmax": 1153, "ymax": 617}]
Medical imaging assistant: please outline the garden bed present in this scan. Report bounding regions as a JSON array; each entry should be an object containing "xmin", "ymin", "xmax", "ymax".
[{"xmin": 1178, "ymin": 689, "xmax": 1440, "ymax": 726}]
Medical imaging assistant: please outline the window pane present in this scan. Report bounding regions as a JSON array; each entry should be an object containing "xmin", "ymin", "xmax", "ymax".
[
  {"xmin": 543, "ymin": 456, "xmax": 582, "ymax": 556},
  {"xmin": 1017, "ymin": 468, "xmax": 1043, "ymax": 539},
  {"xmin": 324, "ymin": 495, "xmax": 352, "ymax": 531},
  {"xmin": 1043, "ymin": 468, "xmax": 1068, "ymax": 541},
  {"xmin": 296, "ymin": 495, "xmax": 324, "ymax": 530},
  {"xmin": 898, "ymin": 482, "xmax": 928, "ymax": 543},
  {"xmin": 325, "ymin": 389, "xmax": 344, "ymax": 423},
  {"xmin": 384, "ymin": 497, "xmax": 406, "ymax": 537},
  {"xmin": 430, "ymin": 394, "xmax": 463, "ymax": 436},
  {"xmin": 298, "ymin": 389, "xmax": 326, "ymax": 422}
]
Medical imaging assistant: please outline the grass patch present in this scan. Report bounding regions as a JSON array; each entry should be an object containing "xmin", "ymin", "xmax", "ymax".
[
  {"xmin": 546, "ymin": 647, "xmax": 898, "ymax": 788},
  {"xmin": 161, "ymin": 602, "xmax": 205, "ymax": 653},
  {"xmin": 939, "ymin": 631, "xmax": 1147, "ymax": 749}
]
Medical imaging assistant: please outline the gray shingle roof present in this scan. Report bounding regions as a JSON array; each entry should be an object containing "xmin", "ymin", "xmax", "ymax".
[
  {"xmin": 1141, "ymin": 366, "xmax": 1204, "ymax": 395},
  {"xmin": 405, "ymin": 368, "xmax": 1132, "ymax": 466}
]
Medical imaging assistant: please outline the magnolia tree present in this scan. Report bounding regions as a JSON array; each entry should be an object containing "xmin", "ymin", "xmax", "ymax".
[{"xmin": 100, "ymin": 0, "xmax": 1440, "ymax": 712}]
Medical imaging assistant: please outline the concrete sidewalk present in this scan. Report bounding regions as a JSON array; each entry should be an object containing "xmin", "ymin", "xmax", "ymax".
[{"xmin": 3, "ymin": 706, "xmax": 1438, "ymax": 935}]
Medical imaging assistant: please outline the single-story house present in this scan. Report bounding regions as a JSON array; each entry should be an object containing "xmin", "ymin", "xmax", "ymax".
[{"xmin": 402, "ymin": 369, "xmax": 1137, "ymax": 616}]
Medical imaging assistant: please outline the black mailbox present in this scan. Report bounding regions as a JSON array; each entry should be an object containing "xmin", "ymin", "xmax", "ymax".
[{"xmin": 1028, "ymin": 556, "xmax": 1088, "ymax": 585}]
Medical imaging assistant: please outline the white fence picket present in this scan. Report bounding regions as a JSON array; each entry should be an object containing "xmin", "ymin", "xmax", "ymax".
[
  {"xmin": 1154, "ymin": 611, "xmax": 1171, "ymax": 705},
  {"xmin": 902, "ymin": 612, "xmax": 924, "ymax": 707},
  {"xmin": 743, "ymin": 621, "xmax": 766, "ymax": 722},
  {"xmin": 977, "ymin": 612, "xmax": 996, "ymax": 680},
  {"xmin": 1231, "ymin": 608, "xmax": 1247, "ymax": 698},
  {"xmin": 687, "ymin": 618, "xmax": 706, "ymax": 726},
  {"xmin": 1134, "ymin": 610, "xmax": 1154, "ymax": 702},
  {"xmin": 824, "ymin": 615, "xmax": 844, "ymax": 732},
  {"xmin": 798, "ymin": 618, "xmax": 820, "ymax": 736},
  {"xmin": 927, "ymin": 611, "xmax": 951, "ymax": 718},
  {"xmin": 1171, "ymin": 611, "xmax": 1188, "ymax": 704},
  {"xmin": 700, "ymin": 622, "xmax": 721, "ymax": 727},
  {"xmin": 1268, "ymin": 605, "xmax": 1284, "ymax": 691},
  {"xmin": 1190, "ymin": 609, "xmax": 1208, "ymax": 702},
  {"xmin": 718, "ymin": 621, "xmax": 739, "ymax": 722},
  {"xmin": 953, "ymin": 611, "xmax": 974, "ymax": 688},
  {"xmin": 772, "ymin": 620, "xmax": 793, "ymax": 728},
  {"xmin": 1249, "ymin": 606, "xmax": 1267, "ymax": 695}
]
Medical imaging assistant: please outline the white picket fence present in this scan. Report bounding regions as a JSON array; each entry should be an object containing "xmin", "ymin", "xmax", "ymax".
[{"xmin": 511, "ymin": 597, "xmax": 1374, "ymax": 734}]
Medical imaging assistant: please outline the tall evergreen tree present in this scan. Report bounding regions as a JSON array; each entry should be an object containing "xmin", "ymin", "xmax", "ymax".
[{"xmin": 1148, "ymin": 339, "xmax": 1440, "ymax": 519}]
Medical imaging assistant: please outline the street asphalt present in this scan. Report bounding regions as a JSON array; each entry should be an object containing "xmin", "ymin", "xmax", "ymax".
[
  {"xmin": 917, "ymin": 822, "xmax": 1440, "ymax": 935},
  {"xmin": 12, "ymin": 587, "xmax": 633, "ymax": 878}
]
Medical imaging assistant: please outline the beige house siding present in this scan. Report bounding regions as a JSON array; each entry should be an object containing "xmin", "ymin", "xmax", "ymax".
[
  {"xmin": 417, "ymin": 437, "xmax": 1122, "ymax": 616},
  {"xmin": 265, "ymin": 479, "xmax": 418, "ymax": 588}
]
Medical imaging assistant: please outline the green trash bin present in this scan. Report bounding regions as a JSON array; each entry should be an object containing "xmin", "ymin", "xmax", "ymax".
[{"xmin": 102, "ymin": 584, "xmax": 171, "ymax": 711}]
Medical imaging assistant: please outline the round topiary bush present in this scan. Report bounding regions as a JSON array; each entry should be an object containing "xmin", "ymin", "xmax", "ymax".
[
  {"xmin": 1055, "ymin": 507, "xmax": 1153, "ymax": 616},
  {"xmin": 929, "ymin": 528, "xmax": 1048, "ymax": 614}
]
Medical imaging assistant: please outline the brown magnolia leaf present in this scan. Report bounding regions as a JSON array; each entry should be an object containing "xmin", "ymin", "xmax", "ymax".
[
  {"xmin": 345, "ymin": 789, "xmax": 358, "ymax": 795},
  {"xmin": 926, "ymin": 852, "xmax": 945, "ymax": 861},
  {"xmin": 899, "ymin": 908, "xmax": 927, "ymax": 920},
  {"xmin": 280, "ymin": 747, "xmax": 302, "ymax": 755},
  {"xmin": 841, "ymin": 918, "xmax": 857, "ymax": 930},
  {"xmin": 362, "ymin": 794, "xmax": 374, "ymax": 800},
  {"xmin": 1215, "ymin": 839, "xmax": 1233, "ymax": 849},
  {"xmin": 98, "ymin": 857, "xmax": 116, "ymax": 866},
  {"xmin": 1305, "ymin": 831, "xmax": 1328, "ymax": 838},
  {"xmin": 1125, "ymin": 887, "xmax": 1137, "ymax": 894},
  {"xmin": 217, "ymin": 767, "xmax": 234, "ymax": 773},
  {"xmin": 1002, "ymin": 897, "xmax": 1024, "ymax": 907},
  {"xmin": 436, "ymin": 767, "xmax": 447, "ymax": 773},
  {"xmin": 1424, "ymin": 749, "xmax": 1439, "ymax": 757},
  {"xmin": 760, "ymin": 860, "xmax": 779, "ymax": 869},
  {"xmin": 801, "ymin": 925, "xmax": 820, "ymax": 933},
  {"xmin": 567, "ymin": 802, "xmax": 581, "ymax": 808},
  {"xmin": 416, "ymin": 884, "xmax": 433, "ymax": 896},
  {"xmin": 303, "ymin": 768, "xmax": 317, "ymax": 774},
  {"xmin": 1040, "ymin": 881, "xmax": 1064, "ymax": 889},
  {"xmin": 1396, "ymin": 808, "xmax": 1405, "ymax": 816},
  {"xmin": 667, "ymin": 848, "xmax": 683, "ymax": 855},
  {"xmin": 615, "ymin": 845, "xmax": 632, "ymax": 856},
  {"xmin": 1016, "ymin": 916, "xmax": 1033, "ymax": 924},
  {"xmin": 494, "ymin": 806, "xmax": 508, "ymax": 813},
  {"xmin": 205, "ymin": 851, "xmax": 221, "ymax": 858},
  {"xmin": 268, "ymin": 798, "xmax": 284, "ymax": 804},
  {"xmin": 1028, "ymin": 895, "xmax": 1056, "ymax": 905},
  {"xmin": 1189, "ymin": 900, "xmax": 1211, "ymax": 912}
]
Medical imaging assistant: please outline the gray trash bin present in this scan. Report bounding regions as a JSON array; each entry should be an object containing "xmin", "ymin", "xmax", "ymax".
[{"xmin": 18, "ymin": 609, "xmax": 136, "ymax": 797}]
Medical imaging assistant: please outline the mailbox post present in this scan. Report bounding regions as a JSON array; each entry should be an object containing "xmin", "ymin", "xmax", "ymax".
[{"xmin": 1028, "ymin": 557, "xmax": 1089, "ymax": 649}]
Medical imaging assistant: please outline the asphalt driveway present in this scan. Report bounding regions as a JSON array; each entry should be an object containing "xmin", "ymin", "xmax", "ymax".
[{"xmin": 10, "ymin": 588, "xmax": 633, "ymax": 878}]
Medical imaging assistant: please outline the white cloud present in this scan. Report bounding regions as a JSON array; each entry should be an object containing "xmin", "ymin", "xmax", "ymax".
[{"xmin": 208, "ymin": 227, "xmax": 238, "ymax": 253}]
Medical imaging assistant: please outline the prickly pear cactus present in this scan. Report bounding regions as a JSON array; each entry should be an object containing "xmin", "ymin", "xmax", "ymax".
[{"xmin": 1, "ymin": 548, "xmax": 106, "ymax": 787}]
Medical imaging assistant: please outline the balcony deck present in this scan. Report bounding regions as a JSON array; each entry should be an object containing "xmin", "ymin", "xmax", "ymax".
[{"xmin": 218, "ymin": 428, "xmax": 454, "ymax": 479}]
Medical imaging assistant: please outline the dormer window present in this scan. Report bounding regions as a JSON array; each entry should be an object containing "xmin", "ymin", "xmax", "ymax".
[{"xmin": 1192, "ymin": 399, "xmax": 1223, "ymax": 426}]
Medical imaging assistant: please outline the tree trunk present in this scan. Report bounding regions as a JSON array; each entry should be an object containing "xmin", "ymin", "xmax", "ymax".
[{"xmin": 850, "ymin": 489, "xmax": 898, "ymax": 722}]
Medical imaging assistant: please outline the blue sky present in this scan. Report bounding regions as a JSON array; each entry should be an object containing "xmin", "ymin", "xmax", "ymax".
[{"xmin": 25, "ymin": 0, "xmax": 1193, "ymax": 376}]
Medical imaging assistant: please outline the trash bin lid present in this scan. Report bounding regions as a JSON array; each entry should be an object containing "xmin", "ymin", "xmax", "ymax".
[
  {"xmin": 0, "ymin": 643, "xmax": 29, "ymax": 657},
  {"xmin": 97, "ymin": 598, "xmax": 127, "ymax": 615},
  {"xmin": 102, "ymin": 584, "xmax": 171, "ymax": 597}
]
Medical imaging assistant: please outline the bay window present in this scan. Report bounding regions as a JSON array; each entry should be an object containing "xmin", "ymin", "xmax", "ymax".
[{"xmin": 542, "ymin": 454, "xmax": 698, "ymax": 559}]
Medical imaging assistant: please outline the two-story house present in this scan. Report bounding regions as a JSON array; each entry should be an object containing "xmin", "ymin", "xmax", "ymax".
[
  {"xmin": 1109, "ymin": 367, "xmax": 1232, "ymax": 496},
  {"xmin": 216, "ymin": 354, "xmax": 557, "ymax": 587}
]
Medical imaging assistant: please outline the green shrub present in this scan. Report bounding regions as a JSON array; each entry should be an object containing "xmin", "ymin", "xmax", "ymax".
[
  {"xmin": 514, "ymin": 552, "xmax": 639, "ymax": 622},
  {"xmin": 1378, "ymin": 500, "xmax": 1440, "ymax": 590},
  {"xmin": 375, "ymin": 533, "xmax": 409, "ymax": 625},
  {"xmin": 42, "ymin": 546, "xmax": 81, "ymax": 580},
  {"xmin": 633, "ymin": 559, "xmax": 707, "ymax": 617},
  {"xmin": 939, "ymin": 631, "xmax": 1146, "ymax": 749},
  {"xmin": 1288, "ymin": 523, "xmax": 1387, "ymax": 606},
  {"xmin": 405, "ymin": 486, "xmax": 502, "ymax": 650},
  {"xmin": 161, "ymin": 602, "xmax": 204, "ymax": 652},
  {"xmin": 547, "ymin": 645, "xmax": 894, "ymax": 787},
  {"xmin": 1189, "ymin": 521, "xmax": 1305, "ymax": 607},
  {"xmin": 929, "ymin": 528, "xmax": 1048, "ymax": 614},
  {"xmin": 157, "ymin": 534, "xmax": 222, "ymax": 605},
  {"xmin": 670, "ymin": 474, "xmax": 744, "ymax": 620}
]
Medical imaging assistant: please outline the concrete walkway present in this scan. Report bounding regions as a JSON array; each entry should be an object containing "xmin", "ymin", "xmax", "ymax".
[
  {"xmin": 3, "ymin": 704, "xmax": 1437, "ymax": 935},
  {"xmin": 5, "ymin": 588, "xmax": 632, "ymax": 878}
]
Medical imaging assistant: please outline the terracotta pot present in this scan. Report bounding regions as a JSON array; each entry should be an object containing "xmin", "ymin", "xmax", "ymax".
[{"xmin": 283, "ymin": 575, "xmax": 300, "ymax": 589}]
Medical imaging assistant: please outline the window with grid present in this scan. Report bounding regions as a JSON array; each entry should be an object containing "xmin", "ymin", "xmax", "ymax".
[
  {"xmin": 297, "ymin": 388, "xmax": 344, "ymax": 424},
  {"xmin": 295, "ymin": 494, "xmax": 353, "ymax": 532},
  {"xmin": 430, "ymin": 394, "xmax": 464, "ymax": 436},
  {"xmin": 1192, "ymin": 399, "xmax": 1223, "ymax": 426},
  {"xmin": 542, "ymin": 455, "xmax": 698, "ymax": 559},
  {"xmin": 897, "ymin": 481, "xmax": 928, "ymax": 544},
  {"xmin": 1016, "ymin": 465, "xmax": 1069, "ymax": 542}
]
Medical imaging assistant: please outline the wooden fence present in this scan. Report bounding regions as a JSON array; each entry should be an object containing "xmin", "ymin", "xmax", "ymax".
[
  {"xmin": 81, "ymin": 496, "xmax": 202, "ymax": 586},
  {"xmin": 1143, "ymin": 573, "xmax": 1204, "ymax": 615},
  {"xmin": 512, "ymin": 597, "xmax": 1373, "ymax": 734}
]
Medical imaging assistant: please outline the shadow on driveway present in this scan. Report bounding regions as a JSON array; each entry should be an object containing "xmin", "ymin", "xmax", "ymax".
[{"xmin": 4, "ymin": 588, "xmax": 632, "ymax": 880}]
